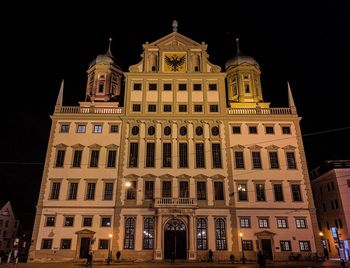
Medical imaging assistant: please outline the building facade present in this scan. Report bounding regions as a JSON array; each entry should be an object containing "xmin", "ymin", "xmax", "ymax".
[
  {"xmin": 0, "ymin": 201, "xmax": 19, "ymax": 251},
  {"xmin": 29, "ymin": 24, "xmax": 321, "ymax": 262},
  {"xmin": 310, "ymin": 160, "xmax": 350, "ymax": 260}
]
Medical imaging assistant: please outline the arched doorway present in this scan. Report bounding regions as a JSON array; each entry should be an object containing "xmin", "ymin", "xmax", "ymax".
[{"xmin": 164, "ymin": 218, "xmax": 187, "ymax": 259}]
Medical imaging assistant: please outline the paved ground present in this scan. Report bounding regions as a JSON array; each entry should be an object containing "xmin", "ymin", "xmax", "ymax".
[{"xmin": 0, "ymin": 260, "xmax": 349, "ymax": 268}]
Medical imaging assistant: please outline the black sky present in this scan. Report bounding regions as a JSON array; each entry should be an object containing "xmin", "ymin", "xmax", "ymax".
[{"xmin": 1, "ymin": 1, "xmax": 350, "ymax": 229}]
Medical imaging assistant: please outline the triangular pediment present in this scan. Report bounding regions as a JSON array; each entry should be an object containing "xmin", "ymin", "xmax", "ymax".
[
  {"xmin": 265, "ymin": 145, "xmax": 280, "ymax": 150},
  {"xmin": 248, "ymin": 144, "xmax": 262, "ymax": 150},
  {"xmin": 193, "ymin": 174, "xmax": 208, "ymax": 180},
  {"xmin": 159, "ymin": 174, "xmax": 174, "ymax": 180},
  {"xmin": 254, "ymin": 230, "xmax": 276, "ymax": 236},
  {"xmin": 105, "ymin": 144, "xmax": 118, "ymax": 149},
  {"xmin": 232, "ymin": 144, "xmax": 245, "ymax": 150},
  {"xmin": 54, "ymin": 143, "xmax": 68, "ymax": 149},
  {"xmin": 125, "ymin": 174, "xmax": 139, "ymax": 179},
  {"xmin": 141, "ymin": 174, "xmax": 157, "ymax": 179},
  {"xmin": 176, "ymin": 174, "xmax": 191, "ymax": 180},
  {"xmin": 211, "ymin": 174, "xmax": 225, "ymax": 180},
  {"xmin": 75, "ymin": 229, "xmax": 96, "ymax": 235},
  {"xmin": 282, "ymin": 145, "xmax": 296, "ymax": 150},
  {"xmin": 88, "ymin": 143, "xmax": 102, "ymax": 149},
  {"xmin": 148, "ymin": 32, "xmax": 203, "ymax": 49},
  {"xmin": 71, "ymin": 143, "xmax": 85, "ymax": 149}
]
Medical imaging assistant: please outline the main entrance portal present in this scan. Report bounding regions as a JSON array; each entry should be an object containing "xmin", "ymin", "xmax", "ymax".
[{"xmin": 164, "ymin": 218, "xmax": 187, "ymax": 259}]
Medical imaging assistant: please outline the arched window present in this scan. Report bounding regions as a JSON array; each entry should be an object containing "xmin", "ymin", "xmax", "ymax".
[
  {"xmin": 215, "ymin": 218, "xmax": 227, "ymax": 250},
  {"xmin": 124, "ymin": 217, "xmax": 135, "ymax": 249},
  {"xmin": 143, "ymin": 217, "xmax": 154, "ymax": 249},
  {"xmin": 196, "ymin": 218, "xmax": 207, "ymax": 250}
]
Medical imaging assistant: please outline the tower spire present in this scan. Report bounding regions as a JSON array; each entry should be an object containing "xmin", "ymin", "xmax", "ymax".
[
  {"xmin": 55, "ymin": 80, "xmax": 64, "ymax": 113},
  {"xmin": 236, "ymin": 37, "xmax": 241, "ymax": 55},
  {"xmin": 107, "ymin": 37, "xmax": 112, "ymax": 56},
  {"xmin": 287, "ymin": 81, "xmax": 297, "ymax": 114}
]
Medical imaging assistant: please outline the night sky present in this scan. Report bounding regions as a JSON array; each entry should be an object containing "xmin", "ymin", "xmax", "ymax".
[{"xmin": 1, "ymin": 1, "xmax": 350, "ymax": 229}]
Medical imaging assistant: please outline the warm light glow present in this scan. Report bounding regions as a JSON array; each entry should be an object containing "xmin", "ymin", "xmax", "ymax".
[
  {"xmin": 109, "ymin": 233, "xmax": 113, "ymax": 238},
  {"xmin": 319, "ymin": 232, "xmax": 323, "ymax": 237},
  {"xmin": 239, "ymin": 232, "xmax": 243, "ymax": 237},
  {"xmin": 125, "ymin": 181, "xmax": 131, "ymax": 188}
]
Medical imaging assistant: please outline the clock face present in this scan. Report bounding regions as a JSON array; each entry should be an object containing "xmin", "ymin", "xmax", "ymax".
[{"xmin": 163, "ymin": 52, "xmax": 186, "ymax": 72}]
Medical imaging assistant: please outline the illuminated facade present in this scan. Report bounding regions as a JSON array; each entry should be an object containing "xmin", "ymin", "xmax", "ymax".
[{"xmin": 29, "ymin": 24, "xmax": 322, "ymax": 262}]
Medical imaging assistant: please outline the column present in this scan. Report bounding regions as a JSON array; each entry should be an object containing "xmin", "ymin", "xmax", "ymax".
[
  {"xmin": 155, "ymin": 215, "xmax": 163, "ymax": 260},
  {"xmin": 188, "ymin": 214, "xmax": 196, "ymax": 260}
]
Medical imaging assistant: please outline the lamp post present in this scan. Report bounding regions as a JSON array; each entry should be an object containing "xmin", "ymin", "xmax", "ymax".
[
  {"xmin": 240, "ymin": 232, "xmax": 245, "ymax": 264},
  {"xmin": 107, "ymin": 233, "xmax": 113, "ymax": 265}
]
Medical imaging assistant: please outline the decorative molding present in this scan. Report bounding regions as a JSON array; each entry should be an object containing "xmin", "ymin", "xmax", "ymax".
[
  {"xmin": 248, "ymin": 144, "xmax": 262, "ymax": 150},
  {"xmin": 193, "ymin": 174, "xmax": 208, "ymax": 180},
  {"xmin": 71, "ymin": 143, "xmax": 84, "ymax": 149},
  {"xmin": 124, "ymin": 174, "xmax": 139, "ymax": 179},
  {"xmin": 231, "ymin": 144, "xmax": 245, "ymax": 150},
  {"xmin": 54, "ymin": 143, "xmax": 68, "ymax": 149},
  {"xmin": 88, "ymin": 143, "xmax": 102, "ymax": 149},
  {"xmin": 265, "ymin": 145, "xmax": 280, "ymax": 150},
  {"xmin": 159, "ymin": 174, "xmax": 174, "ymax": 180},
  {"xmin": 282, "ymin": 145, "xmax": 296, "ymax": 150},
  {"xmin": 105, "ymin": 144, "xmax": 119, "ymax": 149},
  {"xmin": 210, "ymin": 174, "xmax": 225, "ymax": 180},
  {"xmin": 176, "ymin": 174, "xmax": 191, "ymax": 180},
  {"xmin": 141, "ymin": 174, "xmax": 157, "ymax": 179}
]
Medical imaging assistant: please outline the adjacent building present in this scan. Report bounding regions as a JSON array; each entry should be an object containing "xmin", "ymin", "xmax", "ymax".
[
  {"xmin": 310, "ymin": 160, "xmax": 350, "ymax": 260},
  {"xmin": 0, "ymin": 201, "xmax": 19, "ymax": 251},
  {"xmin": 29, "ymin": 23, "xmax": 321, "ymax": 262}
]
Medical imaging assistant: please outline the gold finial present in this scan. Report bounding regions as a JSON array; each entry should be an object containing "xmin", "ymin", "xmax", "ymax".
[
  {"xmin": 172, "ymin": 20, "xmax": 178, "ymax": 32},
  {"xmin": 107, "ymin": 37, "xmax": 112, "ymax": 56},
  {"xmin": 236, "ymin": 37, "xmax": 241, "ymax": 55}
]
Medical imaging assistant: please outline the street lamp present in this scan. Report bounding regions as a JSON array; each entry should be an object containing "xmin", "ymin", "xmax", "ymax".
[
  {"xmin": 107, "ymin": 233, "xmax": 113, "ymax": 265},
  {"xmin": 240, "ymin": 232, "xmax": 245, "ymax": 264}
]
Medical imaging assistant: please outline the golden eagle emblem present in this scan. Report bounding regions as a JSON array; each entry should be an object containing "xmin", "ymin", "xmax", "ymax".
[{"xmin": 165, "ymin": 55, "xmax": 186, "ymax": 71}]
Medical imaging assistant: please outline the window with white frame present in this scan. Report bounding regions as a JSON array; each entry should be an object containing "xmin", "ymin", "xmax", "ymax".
[
  {"xmin": 296, "ymin": 218, "xmax": 307, "ymax": 229},
  {"xmin": 277, "ymin": 218, "xmax": 288, "ymax": 228},
  {"xmin": 280, "ymin": 240, "xmax": 292, "ymax": 251},
  {"xmin": 240, "ymin": 217, "xmax": 251, "ymax": 228}
]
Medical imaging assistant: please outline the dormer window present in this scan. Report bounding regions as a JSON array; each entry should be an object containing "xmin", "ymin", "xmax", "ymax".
[
  {"xmin": 98, "ymin": 80, "xmax": 105, "ymax": 93},
  {"xmin": 245, "ymin": 84, "xmax": 250, "ymax": 93}
]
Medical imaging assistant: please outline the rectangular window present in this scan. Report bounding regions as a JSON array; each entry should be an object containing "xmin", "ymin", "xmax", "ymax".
[
  {"xmin": 104, "ymin": 182, "xmax": 113, "ymax": 200},
  {"xmin": 178, "ymin": 83, "xmax": 187, "ymax": 90},
  {"xmin": 50, "ymin": 182, "xmax": 61, "ymax": 199},
  {"xmin": 89, "ymin": 150, "xmax": 100, "ymax": 167},
  {"xmin": 232, "ymin": 126, "xmax": 241, "ymax": 134},
  {"xmin": 256, "ymin": 184, "xmax": 266, "ymax": 201},
  {"xmin": 193, "ymin": 84, "xmax": 202, "ymax": 91},
  {"xmin": 265, "ymin": 126, "xmax": 274, "ymax": 134},
  {"xmin": 240, "ymin": 218, "xmax": 251, "ymax": 228},
  {"xmin": 129, "ymin": 142, "xmax": 139, "ymax": 167},
  {"xmin": 64, "ymin": 216, "xmax": 74, "ymax": 227},
  {"xmin": 76, "ymin": 124, "xmax": 86, "ymax": 133},
  {"xmin": 347, "ymin": 179, "xmax": 350, "ymax": 187},
  {"xmin": 194, "ymin": 104, "xmax": 203, "ymax": 112},
  {"xmin": 214, "ymin": 181, "xmax": 224, "ymax": 200},
  {"xmin": 179, "ymin": 143, "xmax": 188, "ymax": 168},
  {"xmin": 209, "ymin": 84, "xmax": 217, "ymax": 90},
  {"xmin": 60, "ymin": 124, "xmax": 69, "ymax": 133},
  {"xmin": 107, "ymin": 150, "xmax": 117, "ymax": 168},
  {"xmin": 259, "ymin": 218, "xmax": 269, "ymax": 228},
  {"xmin": 133, "ymin": 83, "xmax": 141, "ymax": 90},
  {"xmin": 280, "ymin": 241, "xmax": 292, "ymax": 251},
  {"xmin": 292, "ymin": 184, "xmax": 302, "ymax": 201},
  {"xmin": 252, "ymin": 151, "xmax": 262, "ymax": 168},
  {"xmin": 277, "ymin": 218, "xmax": 288, "ymax": 228},
  {"xmin": 146, "ymin": 143, "xmax": 155, "ymax": 168},
  {"xmin": 197, "ymin": 218, "xmax": 208, "ymax": 250},
  {"xmin": 72, "ymin": 150, "xmax": 82, "ymax": 167},
  {"xmin": 86, "ymin": 182, "xmax": 96, "ymax": 200},
  {"xmin": 179, "ymin": 104, "xmax": 187, "ymax": 112},
  {"xmin": 163, "ymin": 83, "xmax": 172, "ymax": 90},
  {"xmin": 93, "ymin": 125, "xmax": 102, "ymax": 133},
  {"xmin": 149, "ymin": 83, "xmax": 157, "ymax": 90},
  {"xmin": 46, "ymin": 216, "xmax": 56, "ymax": 227},
  {"xmin": 99, "ymin": 239, "xmax": 109, "ymax": 249},
  {"xmin": 282, "ymin": 126, "xmax": 291, "ymax": 134},
  {"xmin": 296, "ymin": 218, "xmax": 307, "ymax": 229},
  {"xmin": 110, "ymin": 124, "xmax": 119, "ymax": 133},
  {"xmin": 143, "ymin": 217, "xmax": 154, "ymax": 249},
  {"xmin": 215, "ymin": 218, "xmax": 227, "ymax": 250},
  {"xmin": 132, "ymin": 104, "xmax": 141, "ymax": 112},
  {"xmin": 209, "ymin": 105, "xmax": 219, "ymax": 112},
  {"xmin": 299, "ymin": 241, "xmax": 311, "ymax": 251},
  {"xmin": 238, "ymin": 183, "xmax": 248, "ymax": 201},
  {"xmin": 41, "ymin": 239, "xmax": 53, "ymax": 249},
  {"xmin": 55, "ymin": 150, "xmax": 65, "ymax": 167},
  {"xmin": 162, "ymin": 181, "xmax": 172, "ymax": 198},
  {"xmin": 212, "ymin": 144, "xmax": 222, "ymax": 168},
  {"xmin": 269, "ymin": 151, "xmax": 279, "ymax": 169},
  {"xmin": 163, "ymin": 104, "xmax": 172, "ymax": 112},
  {"xmin": 179, "ymin": 181, "xmax": 189, "ymax": 198},
  {"xmin": 273, "ymin": 184, "xmax": 284, "ymax": 201},
  {"xmin": 101, "ymin": 217, "xmax": 111, "ymax": 227},
  {"xmin": 148, "ymin": 104, "xmax": 156, "ymax": 112},
  {"xmin": 286, "ymin": 152, "xmax": 297, "ymax": 169},
  {"xmin": 126, "ymin": 181, "xmax": 136, "ymax": 200},
  {"xmin": 163, "ymin": 143, "xmax": 172, "ymax": 168},
  {"xmin": 60, "ymin": 239, "xmax": 71, "ymax": 249},
  {"xmin": 235, "ymin": 151, "xmax": 245, "ymax": 168},
  {"xmin": 124, "ymin": 217, "xmax": 135, "ymax": 249},
  {"xmin": 68, "ymin": 182, "xmax": 78, "ymax": 200},
  {"xmin": 197, "ymin": 181, "xmax": 207, "ymax": 200},
  {"xmin": 83, "ymin": 217, "xmax": 93, "ymax": 227},
  {"xmin": 195, "ymin": 143, "xmax": 205, "ymax": 168},
  {"xmin": 248, "ymin": 126, "xmax": 257, "ymax": 134},
  {"xmin": 145, "ymin": 181, "xmax": 154, "ymax": 200},
  {"xmin": 242, "ymin": 240, "xmax": 253, "ymax": 250}
]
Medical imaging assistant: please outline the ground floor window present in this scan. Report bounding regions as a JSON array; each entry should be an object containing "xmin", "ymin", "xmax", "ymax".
[
  {"xmin": 143, "ymin": 217, "xmax": 154, "ymax": 249},
  {"xmin": 196, "ymin": 218, "xmax": 207, "ymax": 250},
  {"xmin": 215, "ymin": 218, "xmax": 227, "ymax": 250},
  {"xmin": 124, "ymin": 217, "xmax": 135, "ymax": 249}
]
